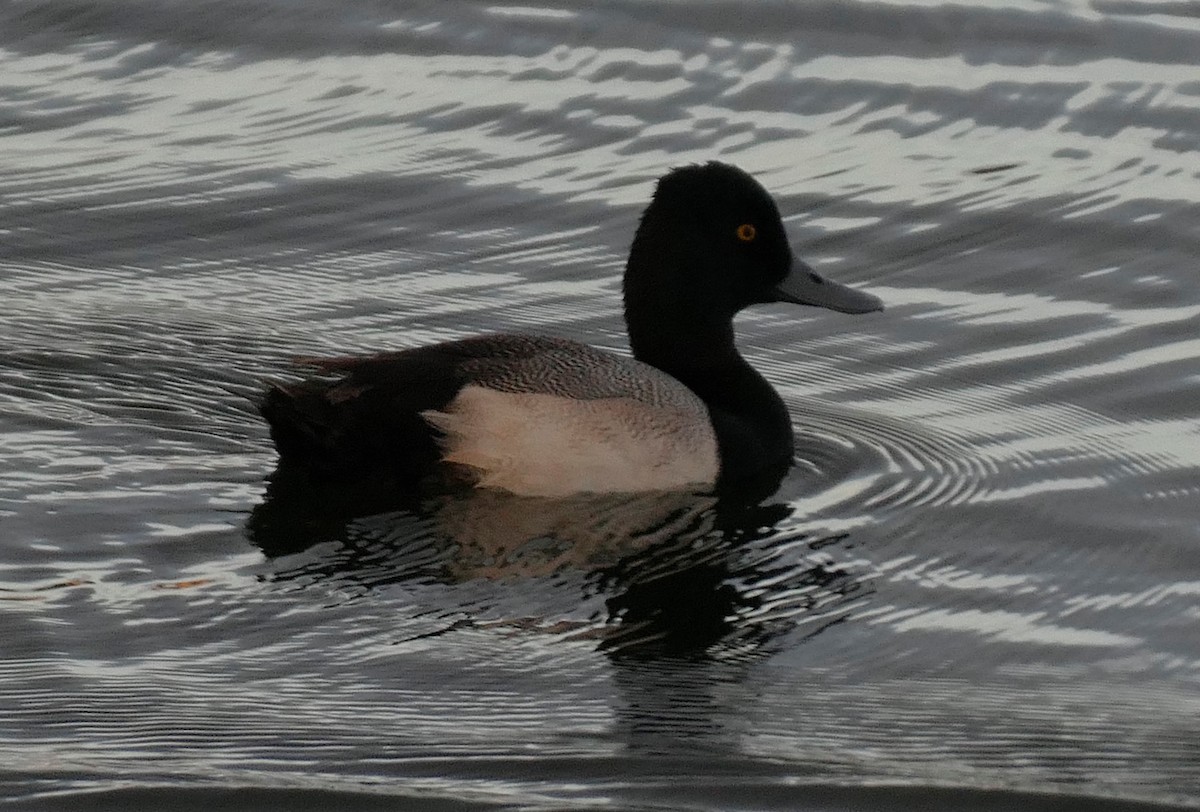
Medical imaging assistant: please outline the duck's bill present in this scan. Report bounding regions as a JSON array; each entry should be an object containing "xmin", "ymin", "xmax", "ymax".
[{"xmin": 774, "ymin": 258, "xmax": 884, "ymax": 314}]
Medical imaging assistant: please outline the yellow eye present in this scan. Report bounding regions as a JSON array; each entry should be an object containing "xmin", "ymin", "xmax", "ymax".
[{"xmin": 736, "ymin": 223, "xmax": 756, "ymax": 242}]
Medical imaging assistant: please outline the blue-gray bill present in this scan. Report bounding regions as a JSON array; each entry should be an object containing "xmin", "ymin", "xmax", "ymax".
[{"xmin": 775, "ymin": 258, "xmax": 884, "ymax": 314}]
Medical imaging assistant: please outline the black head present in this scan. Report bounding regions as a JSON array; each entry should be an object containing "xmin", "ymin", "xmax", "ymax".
[
  {"xmin": 628, "ymin": 162, "xmax": 792, "ymax": 315},
  {"xmin": 624, "ymin": 162, "xmax": 882, "ymax": 326}
]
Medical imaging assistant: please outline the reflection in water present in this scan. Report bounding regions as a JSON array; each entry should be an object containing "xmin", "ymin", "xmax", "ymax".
[
  {"xmin": 247, "ymin": 468, "xmax": 872, "ymax": 660},
  {"xmin": 432, "ymin": 489, "xmax": 719, "ymax": 581},
  {"xmin": 595, "ymin": 502, "xmax": 869, "ymax": 659}
]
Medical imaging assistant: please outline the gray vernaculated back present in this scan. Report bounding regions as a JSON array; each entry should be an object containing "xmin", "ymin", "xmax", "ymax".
[{"xmin": 453, "ymin": 334, "xmax": 710, "ymax": 416}]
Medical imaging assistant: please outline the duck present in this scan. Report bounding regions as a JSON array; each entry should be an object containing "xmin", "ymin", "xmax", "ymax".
[{"xmin": 260, "ymin": 162, "xmax": 882, "ymax": 498}]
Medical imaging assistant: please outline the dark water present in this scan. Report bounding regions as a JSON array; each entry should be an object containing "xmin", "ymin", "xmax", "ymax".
[{"xmin": 2, "ymin": 1, "xmax": 1199, "ymax": 809}]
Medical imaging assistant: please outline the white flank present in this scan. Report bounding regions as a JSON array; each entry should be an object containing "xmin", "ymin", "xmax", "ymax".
[{"xmin": 421, "ymin": 385, "xmax": 719, "ymax": 497}]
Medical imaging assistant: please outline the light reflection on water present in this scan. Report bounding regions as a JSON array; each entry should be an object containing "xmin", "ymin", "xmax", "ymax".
[{"xmin": 2, "ymin": 0, "xmax": 1200, "ymax": 809}]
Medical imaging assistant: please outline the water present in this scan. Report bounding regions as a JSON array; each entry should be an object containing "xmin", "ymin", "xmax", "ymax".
[{"xmin": 2, "ymin": 1, "xmax": 1199, "ymax": 809}]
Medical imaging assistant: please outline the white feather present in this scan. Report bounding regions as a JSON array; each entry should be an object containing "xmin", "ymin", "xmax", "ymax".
[{"xmin": 421, "ymin": 385, "xmax": 719, "ymax": 497}]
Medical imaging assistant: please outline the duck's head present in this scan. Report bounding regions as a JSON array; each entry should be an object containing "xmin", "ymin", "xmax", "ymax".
[{"xmin": 624, "ymin": 162, "xmax": 883, "ymax": 325}]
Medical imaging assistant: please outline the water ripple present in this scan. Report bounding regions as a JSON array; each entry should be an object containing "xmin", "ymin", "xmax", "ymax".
[{"xmin": 3, "ymin": 0, "xmax": 1200, "ymax": 807}]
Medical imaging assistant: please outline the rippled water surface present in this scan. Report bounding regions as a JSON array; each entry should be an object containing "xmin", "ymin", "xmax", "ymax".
[{"xmin": 3, "ymin": 1, "xmax": 1199, "ymax": 809}]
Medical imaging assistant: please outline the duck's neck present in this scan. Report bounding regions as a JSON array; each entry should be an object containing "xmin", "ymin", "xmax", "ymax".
[{"xmin": 624, "ymin": 268, "xmax": 794, "ymax": 484}]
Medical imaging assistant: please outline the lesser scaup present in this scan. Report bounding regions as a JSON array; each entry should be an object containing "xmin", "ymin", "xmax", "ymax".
[{"xmin": 261, "ymin": 162, "xmax": 882, "ymax": 496}]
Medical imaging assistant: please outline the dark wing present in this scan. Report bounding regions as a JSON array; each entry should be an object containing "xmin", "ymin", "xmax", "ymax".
[{"xmin": 260, "ymin": 334, "xmax": 603, "ymax": 480}]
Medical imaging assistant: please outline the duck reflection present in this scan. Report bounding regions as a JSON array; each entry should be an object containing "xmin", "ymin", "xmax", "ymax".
[{"xmin": 247, "ymin": 467, "xmax": 871, "ymax": 658}]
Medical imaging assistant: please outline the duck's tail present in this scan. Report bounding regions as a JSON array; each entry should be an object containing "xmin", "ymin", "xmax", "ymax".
[
  {"xmin": 259, "ymin": 382, "xmax": 336, "ymax": 466},
  {"xmin": 258, "ymin": 369, "xmax": 452, "ymax": 487}
]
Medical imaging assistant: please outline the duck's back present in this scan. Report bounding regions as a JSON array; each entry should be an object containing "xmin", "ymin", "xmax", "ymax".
[{"xmin": 261, "ymin": 334, "xmax": 718, "ymax": 496}]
